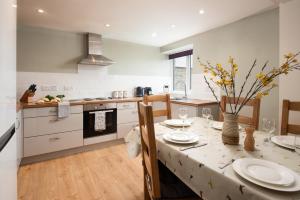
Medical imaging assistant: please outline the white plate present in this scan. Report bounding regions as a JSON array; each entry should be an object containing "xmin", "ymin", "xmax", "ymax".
[
  {"xmin": 271, "ymin": 136, "xmax": 295, "ymax": 150},
  {"xmin": 163, "ymin": 133, "xmax": 199, "ymax": 144},
  {"xmin": 164, "ymin": 119, "xmax": 192, "ymax": 127},
  {"xmin": 239, "ymin": 158, "xmax": 294, "ymax": 186},
  {"xmin": 168, "ymin": 132, "xmax": 197, "ymax": 142},
  {"xmin": 233, "ymin": 158, "xmax": 300, "ymax": 192},
  {"xmin": 211, "ymin": 121, "xmax": 242, "ymax": 130}
]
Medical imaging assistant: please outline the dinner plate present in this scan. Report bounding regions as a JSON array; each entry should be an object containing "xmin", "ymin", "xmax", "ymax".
[
  {"xmin": 163, "ymin": 133, "xmax": 199, "ymax": 144},
  {"xmin": 271, "ymin": 136, "xmax": 295, "ymax": 150},
  {"xmin": 167, "ymin": 132, "xmax": 197, "ymax": 142},
  {"xmin": 211, "ymin": 121, "xmax": 242, "ymax": 130},
  {"xmin": 233, "ymin": 158, "xmax": 300, "ymax": 192},
  {"xmin": 164, "ymin": 119, "xmax": 192, "ymax": 127},
  {"xmin": 239, "ymin": 158, "xmax": 294, "ymax": 186}
]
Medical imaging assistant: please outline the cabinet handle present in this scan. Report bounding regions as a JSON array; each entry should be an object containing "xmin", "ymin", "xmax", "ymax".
[
  {"xmin": 15, "ymin": 119, "xmax": 21, "ymax": 130},
  {"xmin": 49, "ymin": 137, "xmax": 60, "ymax": 142},
  {"xmin": 49, "ymin": 110, "xmax": 57, "ymax": 113},
  {"xmin": 49, "ymin": 118, "xmax": 58, "ymax": 122}
]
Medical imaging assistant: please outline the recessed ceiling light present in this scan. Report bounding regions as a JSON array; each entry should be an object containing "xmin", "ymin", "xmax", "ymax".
[
  {"xmin": 12, "ymin": 4, "xmax": 17, "ymax": 8},
  {"xmin": 105, "ymin": 24, "xmax": 111, "ymax": 27},
  {"xmin": 37, "ymin": 9, "xmax": 45, "ymax": 13},
  {"xmin": 151, "ymin": 32, "xmax": 157, "ymax": 37},
  {"xmin": 171, "ymin": 24, "xmax": 176, "ymax": 28},
  {"xmin": 199, "ymin": 9, "xmax": 205, "ymax": 15}
]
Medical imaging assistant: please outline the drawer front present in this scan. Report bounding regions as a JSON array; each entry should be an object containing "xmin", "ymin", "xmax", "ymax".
[
  {"xmin": 24, "ymin": 130, "xmax": 83, "ymax": 157},
  {"xmin": 118, "ymin": 109, "xmax": 138, "ymax": 124},
  {"xmin": 24, "ymin": 114, "xmax": 83, "ymax": 137},
  {"xmin": 117, "ymin": 123, "xmax": 138, "ymax": 139},
  {"xmin": 117, "ymin": 102, "xmax": 137, "ymax": 110},
  {"xmin": 23, "ymin": 105, "xmax": 83, "ymax": 118}
]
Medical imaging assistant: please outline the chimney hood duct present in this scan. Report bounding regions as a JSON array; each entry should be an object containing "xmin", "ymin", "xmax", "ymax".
[{"xmin": 79, "ymin": 33, "xmax": 115, "ymax": 66}]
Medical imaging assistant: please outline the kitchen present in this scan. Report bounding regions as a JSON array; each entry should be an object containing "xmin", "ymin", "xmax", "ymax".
[{"xmin": 1, "ymin": 0, "xmax": 300, "ymax": 200}]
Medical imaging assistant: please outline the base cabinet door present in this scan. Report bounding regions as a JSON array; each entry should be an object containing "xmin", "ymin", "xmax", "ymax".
[
  {"xmin": 24, "ymin": 130, "xmax": 83, "ymax": 157},
  {"xmin": 117, "ymin": 123, "xmax": 138, "ymax": 139}
]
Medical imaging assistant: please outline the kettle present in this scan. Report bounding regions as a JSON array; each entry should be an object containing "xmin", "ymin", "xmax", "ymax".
[
  {"xmin": 135, "ymin": 87, "xmax": 144, "ymax": 97},
  {"xmin": 144, "ymin": 87, "xmax": 152, "ymax": 96}
]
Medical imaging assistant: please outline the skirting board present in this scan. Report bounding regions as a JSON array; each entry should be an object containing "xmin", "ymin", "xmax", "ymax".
[{"xmin": 21, "ymin": 138, "xmax": 125, "ymax": 165}]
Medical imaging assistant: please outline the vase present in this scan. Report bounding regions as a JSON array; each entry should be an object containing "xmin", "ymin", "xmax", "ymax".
[
  {"xmin": 244, "ymin": 126, "xmax": 255, "ymax": 151},
  {"xmin": 222, "ymin": 113, "xmax": 239, "ymax": 145}
]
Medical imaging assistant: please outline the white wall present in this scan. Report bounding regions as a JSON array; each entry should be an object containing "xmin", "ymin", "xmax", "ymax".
[
  {"xmin": 17, "ymin": 66, "xmax": 171, "ymax": 100},
  {"xmin": 162, "ymin": 9, "xmax": 279, "ymax": 127},
  {"xmin": 279, "ymin": 0, "xmax": 300, "ymax": 125}
]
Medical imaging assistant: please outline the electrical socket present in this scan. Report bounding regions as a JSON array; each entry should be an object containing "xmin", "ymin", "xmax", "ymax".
[{"xmin": 40, "ymin": 85, "xmax": 58, "ymax": 92}]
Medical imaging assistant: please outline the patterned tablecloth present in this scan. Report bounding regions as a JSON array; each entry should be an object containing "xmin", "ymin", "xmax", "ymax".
[{"xmin": 129, "ymin": 117, "xmax": 300, "ymax": 200}]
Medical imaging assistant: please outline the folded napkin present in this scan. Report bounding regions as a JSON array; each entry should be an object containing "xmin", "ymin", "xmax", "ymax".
[
  {"xmin": 125, "ymin": 127, "xmax": 141, "ymax": 158},
  {"xmin": 94, "ymin": 111, "xmax": 106, "ymax": 131},
  {"xmin": 58, "ymin": 101, "xmax": 70, "ymax": 118}
]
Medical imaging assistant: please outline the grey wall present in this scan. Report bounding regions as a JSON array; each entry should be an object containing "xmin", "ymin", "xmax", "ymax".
[
  {"xmin": 17, "ymin": 26, "xmax": 169, "ymax": 76},
  {"xmin": 17, "ymin": 26, "xmax": 85, "ymax": 73},
  {"xmin": 162, "ymin": 9, "xmax": 279, "ymax": 129}
]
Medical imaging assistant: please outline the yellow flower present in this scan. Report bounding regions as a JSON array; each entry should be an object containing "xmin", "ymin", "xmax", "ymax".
[
  {"xmin": 284, "ymin": 53, "xmax": 294, "ymax": 59},
  {"xmin": 216, "ymin": 63, "xmax": 223, "ymax": 71},
  {"xmin": 211, "ymin": 71, "xmax": 217, "ymax": 77},
  {"xmin": 256, "ymin": 72, "xmax": 265, "ymax": 80},
  {"xmin": 228, "ymin": 56, "xmax": 234, "ymax": 64}
]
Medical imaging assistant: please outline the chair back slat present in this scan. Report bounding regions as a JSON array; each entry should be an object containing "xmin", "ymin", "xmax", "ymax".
[
  {"xmin": 144, "ymin": 94, "xmax": 172, "ymax": 119},
  {"xmin": 219, "ymin": 96, "xmax": 261, "ymax": 129},
  {"xmin": 281, "ymin": 100, "xmax": 300, "ymax": 135},
  {"xmin": 138, "ymin": 102, "xmax": 161, "ymax": 199}
]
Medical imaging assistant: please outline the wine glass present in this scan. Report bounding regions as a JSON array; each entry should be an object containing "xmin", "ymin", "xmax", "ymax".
[
  {"xmin": 294, "ymin": 135, "xmax": 300, "ymax": 155},
  {"xmin": 262, "ymin": 118, "xmax": 276, "ymax": 144},
  {"xmin": 202, "ymin": 108, "xmax": 212, "ymax": 127},
  {"xmin": 178, "ymin": 107, "xmax": 188, "ymax": 131}
]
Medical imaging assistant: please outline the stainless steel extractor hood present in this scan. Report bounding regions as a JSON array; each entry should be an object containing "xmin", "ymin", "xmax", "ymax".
[{"xmin": 79, "ymin": 33, "xmax": 115, "ymax": 66}]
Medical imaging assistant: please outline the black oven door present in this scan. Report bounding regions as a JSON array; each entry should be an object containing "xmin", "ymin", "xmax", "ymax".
[{"xmin": 83, "ymin": 108, "xmax": 117, "ymax": 138}]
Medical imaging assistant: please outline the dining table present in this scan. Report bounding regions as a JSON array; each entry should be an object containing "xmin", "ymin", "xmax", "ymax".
[{"xmin": 126, "ymin": 117, "xmax": 300, "ymax": 200}]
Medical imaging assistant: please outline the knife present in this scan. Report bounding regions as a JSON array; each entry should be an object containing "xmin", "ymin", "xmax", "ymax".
[{"xmin": 179, "ymin": 143, "xmax": 207, "ymax": 151}]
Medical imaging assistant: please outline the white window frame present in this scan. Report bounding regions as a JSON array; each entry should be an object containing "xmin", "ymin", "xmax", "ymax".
[{"xmin": 171, "ymin": 54, "xmax": 192, "ymax": 94}]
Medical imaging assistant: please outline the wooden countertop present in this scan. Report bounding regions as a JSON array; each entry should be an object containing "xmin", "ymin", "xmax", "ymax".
[
  {"xmin": 20, "ymin": 97, "xmax": 217, "ymax": 109},
  {"xmin": 171, "ymin": 99, "xmax": 218, "ymax": 107},
  {"xmin": 21, "ymin": 97, "xmax": 143, "ymax": 109}
]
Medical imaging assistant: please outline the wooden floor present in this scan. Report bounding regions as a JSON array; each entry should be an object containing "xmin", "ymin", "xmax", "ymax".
[{"xmin": 18, "ymin": 144, "xmax": 144, "ymax": 200}]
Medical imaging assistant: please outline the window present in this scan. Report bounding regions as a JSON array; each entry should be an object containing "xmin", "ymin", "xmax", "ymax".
[{"xmin": 170, "ymin": 50, "xmax": 193, "ymax": 92}]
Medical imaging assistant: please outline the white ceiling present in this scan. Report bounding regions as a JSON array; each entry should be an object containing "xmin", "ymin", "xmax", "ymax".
[{"xmin": 18, "ymin": 0, "xmax": 279, "ymax": 47}]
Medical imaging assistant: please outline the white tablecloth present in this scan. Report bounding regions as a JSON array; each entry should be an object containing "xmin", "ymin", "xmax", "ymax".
[{"xmin": 126, "ymin": 117, "xmax": 300, "ymax": 200}]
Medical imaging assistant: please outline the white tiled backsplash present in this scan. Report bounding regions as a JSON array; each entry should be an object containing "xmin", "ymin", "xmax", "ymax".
[
  {"xmin": 17, "ymin": 66, "xmax": 172, "ymax": 100},
  {"xmin": 17, "ymin": 65, "xmax": 217, "ymax": 101}
]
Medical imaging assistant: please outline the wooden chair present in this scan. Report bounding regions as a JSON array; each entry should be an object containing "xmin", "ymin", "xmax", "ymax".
[
  {"xmin": 281, "ymin": 99, "xmax": 300, "ymax": 135},
  {"xmin": 138, "ymin": 102, "xmax": 200, "ymax": 200},
  {"xmin": 219, "ymin": 96, "xmax": 261, "ymax": 130},
  {"xmin": 143, "ymin": 94, "xmax": 171, "ymax": 119}
]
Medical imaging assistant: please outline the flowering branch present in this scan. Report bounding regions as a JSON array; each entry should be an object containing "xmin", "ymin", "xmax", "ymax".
[{"xmin": 200, "ymin": 52, "xmax": 300, "ymax": 116}]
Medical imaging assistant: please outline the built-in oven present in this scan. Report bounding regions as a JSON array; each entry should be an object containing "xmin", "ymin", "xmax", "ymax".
[{"xmin": 83, "ymin": 103, "xmax": 117, "ymax": 138}]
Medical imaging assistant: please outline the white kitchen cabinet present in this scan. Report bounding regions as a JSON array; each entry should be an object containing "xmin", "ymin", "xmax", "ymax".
[
  {"xmin": 23, "ymin": 105, "xmax": 83, "ymax": 118},
  {"xmin": 171, "ymin": 103, "xmax": 198, "ymax": 118},
  {"xmin": 16, "ymin": 110, "xmax": 23, "ymax": 167},
  {"xmin": 117, "ymin": 102, "xmax": 139, "ymax": 139},
  {"xmin": 24, "ymin": 130, "xmax": 83, "ymax": 157},
  {"xmin": 23, "ymin": 105, "xmax": 84, "ymax": 157},
  {"xmin": 117, "ymin": 123, "xmax": 138, "ymax": 139},
  {"xmin": 118, "ymin": 108, "xmax": 138, "ymax": 124},
  {"xmin": 24, "ymin": 114, "xmax": 83, "ymax": 138}
]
